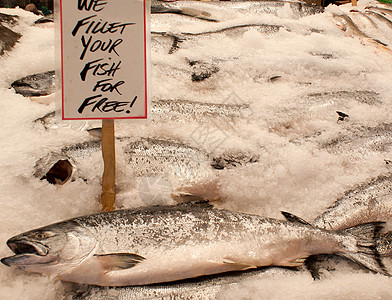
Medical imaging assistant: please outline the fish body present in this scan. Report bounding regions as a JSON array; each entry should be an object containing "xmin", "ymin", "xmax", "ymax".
[
  {"xmin": 349, "ymin": 10, "xmax": 379, "ymax": 30},
  {"xmin": 313, "ymin": 174, "xmax": 392, "ymax": 256},
  {"xmin": 69, "ymin": 268, "xmax": 287, "ymax": 300},
  {"xmin": 366, "ymin": 10, "xmax": 392, "ymax": 29},
  {"xmin": 34, "ymin": 138, "xmax": 257, "ymax": 185},
  {"xmin": 332, "ymin": 13, "xmax": 391, "ymax": 51},
  {"xmin": 154, "ymin": 0, "xmax": 323, "ymax": 20},
  {"xmin": 1, "ymin": 202, "xmax": 387, "ymax": 286},
  {"xmin": 306, "ymin": 90, "xmax": 381, "ymax": 106},
  {"xmin": 313, "ymin": 174, "xmax": 392, "ymax": 231},
  {"xmin": 123, "ymin": 138, "xmax": 213, "ymax": 181},
  {"xmin": 11, "ymin": 70, "xmax": 56, "ymax": 97},
  {"xmin": 332, "ymin": 13, "xmax": 369, "ymax": 38},
  {"xmin": 35, "ymin": 97, "xmax": 250, "ymax": 128},
  {"xmin": 181, "ymin": 23, "xmax": 283, "ymax": 37},
  {"xmin": 321, "ymin": 123, "xmax": 392, "ymax": 155},
  {"xmin": 367, "ymin": 6, "xmax": 392, "ymax": 19},
  {"xmin": 151, "ymin": 98, "xmax": 251, "ymax": 120}
]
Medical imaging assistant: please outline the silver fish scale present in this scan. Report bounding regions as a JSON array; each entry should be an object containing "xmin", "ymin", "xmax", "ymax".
[
  {"xmin": 322, "ymin": 123, "xmax": 392, "ymax": 154},
  {"xmin": 203, "ymin": 1, "xmax": 322, "ymax": 18},
  {"xmin": 151, "ymin": 99, "xmax": 249, "ymax": 119},
  {"xmin": 182, "ymin": 24, "xmax": 282, "ymax": 37},
  {"xmin": 69, "ymin": 269, "xmax": 272, "ymax": 300},
  {"xmin": 306, "ymin": 91, "xmax": 381, "ymax": 106},
  {"xmin": 72, "ymin": 204, "xmax": 319, "ymax": 255},
  {"xmin": 61, "ymin": 141, "xmax": 102, "ymax": 159},
  {"xmin": 123, "ymin": 138, "xmax": 209, "ymax": 177},
  {"xmin": 313, "ymin": 174, "xmax": 392, "ymax": 230}
]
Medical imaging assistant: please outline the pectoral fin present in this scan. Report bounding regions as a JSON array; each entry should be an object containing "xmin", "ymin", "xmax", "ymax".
[
  {"xmin": 94, "ymin": 253, "xmax": 146, "ymax": 272},
  {"xmin": 288, "ymin": 257, "xmax": 308, "ymax": 267},
  {"xmin": 223, "ymin": 258, "xmax": 257, "ymax": 271}
]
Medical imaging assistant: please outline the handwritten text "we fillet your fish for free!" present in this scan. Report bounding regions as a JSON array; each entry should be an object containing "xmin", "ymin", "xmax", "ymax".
[{"xmin": 72, "ymin": 0, "xmax": 137, "ymax": 115}]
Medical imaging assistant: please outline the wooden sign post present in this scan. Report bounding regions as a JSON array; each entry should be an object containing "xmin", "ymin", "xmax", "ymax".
[
  {"xmin": 101, "ymin": 119, "xmax": 116, "ymax": 211},
  {"xmin": 58, "ymin": 0, "xmax": 150, "ymax": 211}
]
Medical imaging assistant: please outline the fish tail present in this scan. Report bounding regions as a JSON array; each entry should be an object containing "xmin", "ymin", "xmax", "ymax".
[{"xmin": 339, "ymin": 222, "xmax": 390, "ymax": 276}]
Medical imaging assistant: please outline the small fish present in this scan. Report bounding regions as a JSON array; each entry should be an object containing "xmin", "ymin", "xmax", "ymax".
[
  {"xmin": 1, "ymin": 202, "xmax": 388, "ymax": 286},
  {"xmin": 0, "ymin": 23, "xmax": 21, "ymax": 56},
  {"xmin": 11, "ymin": 70, "xmax": 56, "ymax": 97}
]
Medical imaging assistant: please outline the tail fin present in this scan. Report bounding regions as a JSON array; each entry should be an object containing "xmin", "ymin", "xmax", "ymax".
[{"xmin": 339, "ymin": 222, "xmax": 390, "ymax": 276}]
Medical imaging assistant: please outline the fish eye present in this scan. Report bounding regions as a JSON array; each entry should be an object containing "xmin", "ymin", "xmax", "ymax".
[{"xmin": 33, "ymin": 231, "xmax": 55, "ymax": 239}]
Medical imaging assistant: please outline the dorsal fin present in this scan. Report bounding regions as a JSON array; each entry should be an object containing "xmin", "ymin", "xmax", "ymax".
[
  {"xmin": 175, "ymin": 199, "xmax": 213, "ymax": 209},
  {"xmin": 281, "ymin": 211, "xmax": 311, "ymax": 226}
]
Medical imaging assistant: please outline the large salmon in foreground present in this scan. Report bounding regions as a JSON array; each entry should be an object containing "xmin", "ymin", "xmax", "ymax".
[{"xmin": 1, "ymin": 202, "xmax": 388, "ymax": 286}]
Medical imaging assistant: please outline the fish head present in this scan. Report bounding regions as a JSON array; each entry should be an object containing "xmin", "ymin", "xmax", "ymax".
[
  {"xmin": 11, "ymin": 71, "xmax": 56, "ymax": 97},
  {"xmin": 1, "ymin": 221, "xmax": 97, "ymax": 275}
]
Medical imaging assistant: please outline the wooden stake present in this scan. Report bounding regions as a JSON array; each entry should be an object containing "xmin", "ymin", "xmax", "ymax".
[{"xmin": 101, "ymin": 119, "xmax": 116, "ymax": 211}]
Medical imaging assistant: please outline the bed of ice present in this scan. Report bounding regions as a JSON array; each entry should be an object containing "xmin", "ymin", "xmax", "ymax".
[{"xmin": 1, "ymin": 1, "xmax": 392, "ymax": 299}]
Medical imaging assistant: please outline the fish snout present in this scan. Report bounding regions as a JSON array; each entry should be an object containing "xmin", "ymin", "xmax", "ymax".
[{"xmin": 7, "ymin": 238, "xmax": 49, "ymax": 256}]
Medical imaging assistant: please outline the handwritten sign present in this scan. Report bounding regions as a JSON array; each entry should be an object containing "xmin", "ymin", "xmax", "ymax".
[{"xmin": 60, "ymin": 0, "xmax": 149, "ymax": 120}]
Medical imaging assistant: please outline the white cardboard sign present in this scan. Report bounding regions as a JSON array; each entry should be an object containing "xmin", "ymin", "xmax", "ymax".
[{"xmin": 59, "ymin": 0, "xmax": 149, "ymax": 120}]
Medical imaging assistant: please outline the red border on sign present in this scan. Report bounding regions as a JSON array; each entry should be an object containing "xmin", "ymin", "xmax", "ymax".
[{"xmin": 59, "ymin": 0, "xmax": 149, "ymax": 120}]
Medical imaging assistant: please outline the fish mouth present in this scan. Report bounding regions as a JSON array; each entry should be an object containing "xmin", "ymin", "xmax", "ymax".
[
  {"xmin": 1, "ymin": 240, "xmax": 54, "ymax": 267},
  {"xmin": 7, "ymin": 239, "xmax": 49, "ymax": 256}
]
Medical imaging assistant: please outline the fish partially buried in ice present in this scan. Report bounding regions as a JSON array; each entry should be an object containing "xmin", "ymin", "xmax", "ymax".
[
  {"xmin": 313, "ymin": 174, "xmax": 392, "ymax": 233},
  {"xmin": 283, "ymin": 174, "xmax": 392, "ymax": 257},
  {"xmin": 282, "ymin": 174, "xmax": 392, "ymax": 278},
  {"xmin": 1, "ymin": 202, "xmax": 388, "ymax": 286},
  {"xmin": 11, "ymin": 70, "xmax": 56, "ymax": 97},
  {"xmin": 69, "ymin": 268, "xmax": 293, "ymax": 300}
]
